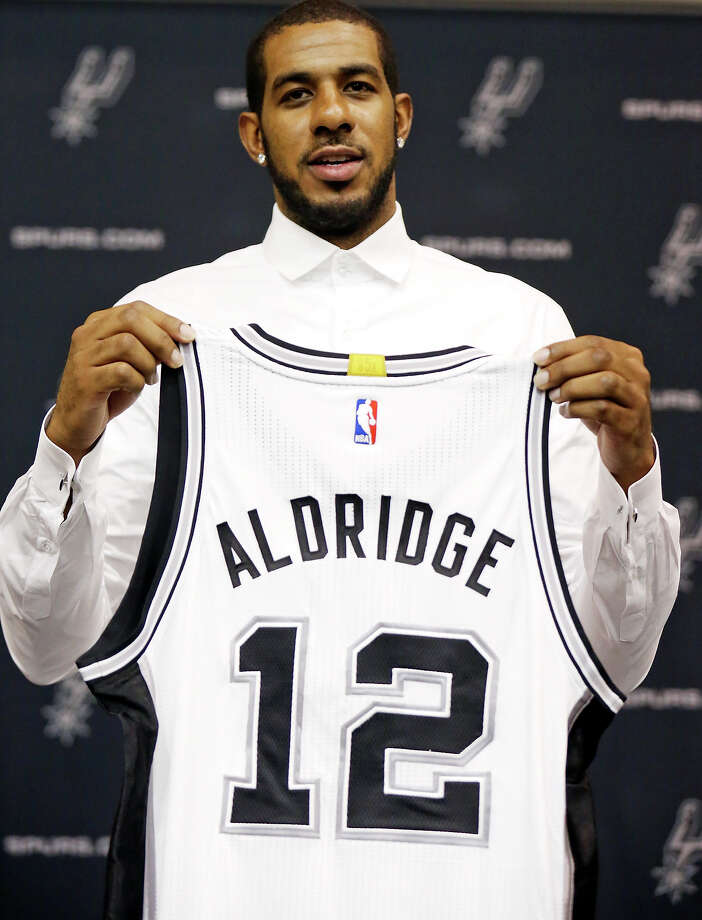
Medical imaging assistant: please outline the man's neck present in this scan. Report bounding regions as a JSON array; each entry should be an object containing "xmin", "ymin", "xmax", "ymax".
[
  {"xmin": 322, "ymin": 198, "xmax": 396, "ymax": 249},
  {"xmin": 275, "ymin": 192, "xmax": 397, "ymax": 251}
]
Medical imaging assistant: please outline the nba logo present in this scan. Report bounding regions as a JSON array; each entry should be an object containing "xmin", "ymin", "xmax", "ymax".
[{"xmin": 354, "ymin": 398, "xmax": 378, "ymax": 445}]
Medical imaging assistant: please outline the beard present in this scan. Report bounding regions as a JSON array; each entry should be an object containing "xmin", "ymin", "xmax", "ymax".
[{"xmin": 262, "ymin": 133, "xmax": 396, "ymax": 239}]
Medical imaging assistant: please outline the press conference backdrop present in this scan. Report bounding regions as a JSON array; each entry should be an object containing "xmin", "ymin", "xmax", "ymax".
[{"xmin": 1, "ymin": 1, "xmax": 700, "ymax": 916}]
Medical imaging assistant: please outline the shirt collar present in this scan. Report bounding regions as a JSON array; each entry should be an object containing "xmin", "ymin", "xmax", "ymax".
[{"xmin": 262, "ymin": 202, "xmax": 412, "ymax": 284}]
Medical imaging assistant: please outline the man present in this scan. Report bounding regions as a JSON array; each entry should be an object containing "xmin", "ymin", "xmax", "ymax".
[{"xmin": 0, "ymin": 1, "xmax": 680, "ymax": 917}]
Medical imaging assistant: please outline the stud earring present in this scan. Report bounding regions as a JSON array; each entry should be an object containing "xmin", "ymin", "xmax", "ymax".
[
  {"xmin": 257, "ymin": 153, "xmax": 267, "ymax": 165},
  {"xmin": 396, "ymin": 136, "xmax": 405, "ymax": 149}
]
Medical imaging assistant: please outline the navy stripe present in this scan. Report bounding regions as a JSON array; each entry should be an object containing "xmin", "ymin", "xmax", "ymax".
[
  {"xmin": 386, "ymin": 344, "xmax": 477, "ymax": 360},
  {"xmin": 82, "ymin": 344, "xmax": 207, "ymax": 918},
  {"xmin": 139, "ymin": 340, "xmax": 206, "ymax": 659},
  {"xmin": 245, "ymin": 323, "xmax": 480, "ymax": 363},
  {"xmin": 232, "ymin": 328, "xmax": 487, "ymax": 378},
  {"xmin": 524, "ymin": 377, "xmax": 599, "ymax": 699},
  {"xmin": 77, "ymin": 364, "xmax": 188, "ymax": 668},
  {"xmin": 231, "ymin": 328, "xmax": 347, "ymax": 376},
  {"xmin": 247, "ymin": 324, "xmax": 346, "ymax": 359},
  {"xmin": 386, "ymin": 355, "xmax": 487, "ymax": 377},
  {"xmin": 539, "ymin": 393, "xmax": 626, "ymax": 704}
]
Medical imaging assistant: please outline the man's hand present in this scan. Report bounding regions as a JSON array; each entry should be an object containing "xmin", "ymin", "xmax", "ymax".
[
  {"xmin": 46, "ymin": 301, "xmax": 195, "ymax": 468},
  {"xmin": 533, "ymin": 335, "xmax": 655, "ymax": 493}
]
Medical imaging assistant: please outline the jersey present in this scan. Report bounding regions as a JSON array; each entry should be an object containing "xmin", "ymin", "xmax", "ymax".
[{"xmin": 77, "ymin": 323, "xmax": 626, "ymax": 920}]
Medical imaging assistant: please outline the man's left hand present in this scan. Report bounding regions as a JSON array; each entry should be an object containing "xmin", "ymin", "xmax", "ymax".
[{"xmin": 533, "ymin": 335, "xmax": 655, "ymax": 493}]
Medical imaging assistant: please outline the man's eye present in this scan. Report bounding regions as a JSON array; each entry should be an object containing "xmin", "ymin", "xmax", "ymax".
[
  {"xmin": 282, "ymin": 88, "xmax": 310, "ymax": 102},
  {"xmin": 346, "ymin": 81, "xmax": 374, "ymax": 93}
]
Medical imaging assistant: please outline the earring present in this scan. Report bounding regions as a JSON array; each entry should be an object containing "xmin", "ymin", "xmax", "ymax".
[
  {"xmin": 257, "ymin": 153, "xmax": 267, "ymax": 165},
  {"xmin": 396, "ymin": 136, "xmax": 405, "ymax": 149}
]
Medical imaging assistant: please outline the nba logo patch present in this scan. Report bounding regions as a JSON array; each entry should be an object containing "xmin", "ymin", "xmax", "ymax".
[{"xmin": 354, "ymin": 398, "xmax": 378, "ymax": 445}]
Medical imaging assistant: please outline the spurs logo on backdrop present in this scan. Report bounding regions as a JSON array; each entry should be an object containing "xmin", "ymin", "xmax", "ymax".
[
  {"xmin": 214, "ymin": 87, "xmax": 248, "ymax": 110},
  {"xmin": 625, "ymin": 687, "xmax": 702, "ymax": 710},
  {"xmin": 649, "ymin": 205, "xmax": 702, "ymax": 306},
  {"xmin": 421, "ymin": 234, "xmax": 571, "ymax": 262},
  {"xmin": 3, "ymin": 835, "xmax": 110, "ymax": 858},
  {"xmin": 458, "ymin": 57, "xmax": 543, "ymax": 155},
  {"xmin": 652, "ymin": 799, "xmax": 702, "ymax": 904},
  {"xmin": 650, "ymin": 389, "xmax": 702, "ymax": 412},
  {"xmin": 41, "ymin": 673, "xmax": 94, "ymax": 746},
  {"xmin": 676, "ymin": 497, "xmax": 702, "ymax": 593},
  {"xmin": 622, "ymin": 98, "xmax": 702, "ymax": 122},
  {"xmin": 50, "ymin": 46, "xmax": 134, "ymax": 145}
]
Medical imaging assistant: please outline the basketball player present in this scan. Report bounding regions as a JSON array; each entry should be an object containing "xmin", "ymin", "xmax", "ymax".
[{"xmin": 0, "ymin": 1, "xmax": 680, "ymax": 916}]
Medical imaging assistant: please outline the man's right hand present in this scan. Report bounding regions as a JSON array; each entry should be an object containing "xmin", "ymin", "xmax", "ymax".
[{"xmin": 46, "ymin": 301, "xmax": 195, "ymax": 468}]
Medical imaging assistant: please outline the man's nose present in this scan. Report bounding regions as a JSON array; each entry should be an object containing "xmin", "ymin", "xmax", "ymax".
[{"xmin": 311, "ymin": 84, "xmax": 353, "ymax": 135}]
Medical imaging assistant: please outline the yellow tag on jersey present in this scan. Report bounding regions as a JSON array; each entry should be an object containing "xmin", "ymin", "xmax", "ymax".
[{"xmin": 347, "ymin": 354, "xmax": 387, "ymax": 377}]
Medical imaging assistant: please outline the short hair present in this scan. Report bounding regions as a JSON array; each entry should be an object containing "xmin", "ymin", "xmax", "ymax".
[{"xmin": 246, "ymin": 0, "xmax": 399, "ymax": 115}]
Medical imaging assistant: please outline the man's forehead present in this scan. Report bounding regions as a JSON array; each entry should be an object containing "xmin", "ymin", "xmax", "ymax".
[{"xmin": 263, "ymin": 20, "xmax": 383, "ymax": 84}]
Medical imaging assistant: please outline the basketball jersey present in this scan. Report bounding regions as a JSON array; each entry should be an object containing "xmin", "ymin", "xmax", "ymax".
[{"xmin": 77, "ymin": 324, "xmax": 625, "ymax": 920}]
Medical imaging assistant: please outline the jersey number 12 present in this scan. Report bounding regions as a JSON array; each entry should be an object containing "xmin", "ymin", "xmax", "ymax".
[{"xmin": 222, "ymin": 619, "xmax": 495, "ymax": 846}]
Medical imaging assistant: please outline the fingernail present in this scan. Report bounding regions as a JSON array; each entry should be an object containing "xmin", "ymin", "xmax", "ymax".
[
  {"xmin": 179, "ymin": 323, "xmax": 195, "ymax": 342},
  {"xmin": 548, "ymin": 387, "xmax": 561, "ymax": 402},
  {"xmin": 147, "ymin": 371, "xmax": 158, "ymax": 385},
  {"xmin": 559, "ymin": 402, "xmax": 571, "ymax": 417},
  {"xmin": 534, "ymin": 369, "xmax": 549, "ymax": 388},
  {"xmin": 532, "ymin": 347, "xmax": 550, "ymax": 365},
  {"xmin": 171, "ymin": 348, "xmax": 183, "ymax": 367}
]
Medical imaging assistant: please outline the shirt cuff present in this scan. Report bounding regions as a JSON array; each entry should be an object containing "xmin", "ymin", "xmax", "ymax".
[
  {"xmin": 595, "ymin": 435, "xmax": 663, "ymax": 535},
  {"xmin": 30, "ymin": 406, "xmax": 104, "ymax": 506}
]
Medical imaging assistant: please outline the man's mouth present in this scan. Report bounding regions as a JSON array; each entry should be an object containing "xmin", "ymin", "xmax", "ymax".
[{"xmin": 307, "ymin": 146, "xmax": 364, "ymax": 183}]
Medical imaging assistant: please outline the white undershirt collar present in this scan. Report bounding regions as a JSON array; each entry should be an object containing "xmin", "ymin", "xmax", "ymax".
[{"xmin": 262, "ymin": 201, "xmax": 412, "ymax": 284}]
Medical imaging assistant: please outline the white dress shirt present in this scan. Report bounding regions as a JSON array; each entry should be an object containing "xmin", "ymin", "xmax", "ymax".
[{"xmin": 0, "ymin": 203, "xmax": 680, "ymax": 689}]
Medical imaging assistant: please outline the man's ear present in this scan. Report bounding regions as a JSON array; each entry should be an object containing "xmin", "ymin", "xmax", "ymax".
[
  {"xmin": 394, "ymin": 92, "xmax": 413, "ymax": 146},
  {"xmin": 239, "ymin": 110, "xmax": 265, "ymax": 163}
]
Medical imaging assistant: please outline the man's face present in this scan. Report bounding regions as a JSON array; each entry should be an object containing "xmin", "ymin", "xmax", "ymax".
[{"xmin": 256, "ymin": 21, "xmax": 401, "ymax": 239}]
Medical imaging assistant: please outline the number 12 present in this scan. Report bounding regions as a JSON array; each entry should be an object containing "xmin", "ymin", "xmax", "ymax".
[{"xmin": 222, "ymin": 619, "xmax": 495, "ymax": 846}]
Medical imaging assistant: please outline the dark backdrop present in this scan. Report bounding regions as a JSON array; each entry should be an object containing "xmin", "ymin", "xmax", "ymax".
[{"xmin": 1, "ymin": 3, "xmax": 701, "ymax": 917}]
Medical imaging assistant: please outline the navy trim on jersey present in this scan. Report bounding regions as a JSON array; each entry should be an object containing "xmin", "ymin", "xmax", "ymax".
[
  {"xmin": 248, "ymin": 323, "xmax": 347, "ymax": 360},
  {"xmin": 77, "ymin": 343, "xmax": 207, "ymax": 673},
  {"xmin": 382, "ymin": 358, "xmax": 486, "ymax": 377},
  {"xmin": 524, "ymin": 377, "xmax": 625, "ymax": 707},
  {"xmin": 87, "ymin": 661, "xmax": 158, "ymax": 920},
  {"xmin": 386, "ymin": 345, "xmax": 478, "ymax": 360},
  {"xmin": 539, "ymin": 393, "xmax": 626, "ymax": 704},
  {"xmin": 565, "ymin": 697, "xmax": 615, "ymax": 919},
  {"xmin": 230, "ymin": 327, "xmax": 346, "ymax": 376},
  {"xmin": 77, "ymin": 363, "xmax": 189, "ymax": 669},
  {"xmin": 249, "ymin": 323, "xmax": 476, "ymax": 362},
  {"xmin": 524, "ymin": 378, "xmax": 596, "ymax": 696},
  {"xmin": 232, "ymin": 325, "xmax": 486, "ymax": 377},
  {"xmin": 138, "ymin": 341, "xmax": 207, "ymax": 661}
]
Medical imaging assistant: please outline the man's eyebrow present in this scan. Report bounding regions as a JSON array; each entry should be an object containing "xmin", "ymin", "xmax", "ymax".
[
  {"xmin": 271, "ymin": 63, "xmax": 382, "ymax": 93},
  {"xmin": 271, "ymin": 70, "xmax": 313, "ymax": 93}
]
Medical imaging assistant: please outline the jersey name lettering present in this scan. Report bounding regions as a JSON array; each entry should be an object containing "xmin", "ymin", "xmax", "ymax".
[{"xmin": 217, "ymin": 492, "xmax": 515, "ymax": 596}]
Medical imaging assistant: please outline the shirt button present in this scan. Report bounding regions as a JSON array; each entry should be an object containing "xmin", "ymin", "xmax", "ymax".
[{"xmin": 38, "ymin": 538, "xmax": 55, "ymax": 553}]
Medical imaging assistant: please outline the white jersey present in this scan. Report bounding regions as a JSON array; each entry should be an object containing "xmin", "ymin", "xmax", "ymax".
[{"xmin": 78, "ymin": 324, "xmax": 625, "ymax": 920}]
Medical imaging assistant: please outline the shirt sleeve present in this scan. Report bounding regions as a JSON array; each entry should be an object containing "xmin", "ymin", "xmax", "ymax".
[
  {"xmin": 548, "ymin": 382, "xmax": 681, "ymax": 695},
  {"xmin": 521, "ymin": 285, "xmax": 680, "ymax": 694},
  {"xmin": 0, "ymin": 386, "xmax": 158, "ymax": 685}
]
